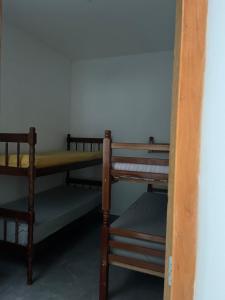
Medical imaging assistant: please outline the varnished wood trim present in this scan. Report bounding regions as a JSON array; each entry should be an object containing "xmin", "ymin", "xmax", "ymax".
[
  {"xmin": 111, "ymin": 142, "xmax": 169, "ymax": 152},
  {"xmin": 36, "ymin": 158, "xmax": 102, "ymax": 177},
  {"xmin": 112, "ymin": 156, "xmax": 169, "ymax": 166},
  {"xmin": 0, "ymin": 133, "xmax": 29, "ymax": 143},
  {"xmin": 111, "ymin": 169, "xmax": 168, "ymax": 182},
  {"xmin": 164, "ymin": 1, "xmax": 208, "ymax": 300},
  {"xmin": 109, "ymin": 240, "xmax": 165, "ymax": 257},
  {"xmin": 110, "ymin": 228, "xmax": 166, "ymax": 244},
  {"xmin": 68, "ymin": 137, "xmax": 103, "ymax": 144},
  {"xmin": 110, "ymin": 260, "xmax": 164, "ymax": 278},
  {"xmin": 0, "ymin": 166, "xmax": 28, "ymax": 176},
  {"xmin": 109, "ymin": 254, "xmax": 165, "ymax": 274},
  {"xmin": 0, "ymin": 208, "xmax": 30, "ymax": 222}
]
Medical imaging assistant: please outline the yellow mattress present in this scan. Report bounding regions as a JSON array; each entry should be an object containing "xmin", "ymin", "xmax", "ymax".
[{"xmin": 0, "ymin": 151, "xmax": 102, "ymax": 169}]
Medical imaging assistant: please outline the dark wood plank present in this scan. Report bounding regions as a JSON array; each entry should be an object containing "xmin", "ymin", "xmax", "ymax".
[
  {"xmin": 0, "ymin": 166, "xmax": 28, "ymax": 176},
  {"xmin": 110, "ymin": 227, "xmax": 166, "ymax": 244},
  {"xmin": 111, "ymin": 142, "xmax": 169, "ymax": 152},
  {"xmin": 68, "ymin": 177, "xmax": 102, "ymax": 186},
  {"xmin": 0, "ymin": 133, "xmax": 29, "ymax": 143},
  {"xmin": 111, "ymin": 169, "xmax": 168, "ymax": 181},
  {"xmin": 112, "ymin": 156, "xmax": 169, "ymax": 166},
  {"xmin": 0, "ymin": 208, "xmax": 30, "ymax": 222},
  {"xmin": 109, "ymin": 254, "xmax": 165, "ymax": 274},
  {"xmin": 36, "ymin": 158, "xmax": 102, "ymax": 177},
  {"xmin": 109, "ymin": 240, "xmax": 165, "ymax": 258},
  {"xmin": 68, "ymin": 137, "xmax": 103, "ymax": 144}
]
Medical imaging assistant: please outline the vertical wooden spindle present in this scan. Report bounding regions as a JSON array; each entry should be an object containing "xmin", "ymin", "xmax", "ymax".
[
  {"xmin": 17, "ymin": 143, "xmax": 20, "ymax": 167},
  {"xmin": 5, "ymin": 143, "xmax": 9, "ymax": 166}
]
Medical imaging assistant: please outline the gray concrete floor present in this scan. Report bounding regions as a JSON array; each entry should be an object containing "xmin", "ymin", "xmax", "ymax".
[{"xmin": 0, "ymin": 215, "xmax": 164, "ymax": 300}]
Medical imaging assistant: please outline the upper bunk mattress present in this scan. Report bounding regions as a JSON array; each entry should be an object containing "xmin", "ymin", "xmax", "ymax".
[
  {"xmin": 111, "ymin": 192, "xmax": 167, "ymax": 266},
  {"xmin": 0, "ymin": 151, "xmax": 102, "ymax": 169},
  {"xmin": 0, "ymin": 186, "xmax": 101, "ymax": 246}
]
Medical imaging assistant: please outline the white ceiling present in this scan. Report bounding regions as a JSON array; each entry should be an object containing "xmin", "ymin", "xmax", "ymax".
[{"xmin": 3, "ymin": 0, "xmax": 176, "ymax": 60}]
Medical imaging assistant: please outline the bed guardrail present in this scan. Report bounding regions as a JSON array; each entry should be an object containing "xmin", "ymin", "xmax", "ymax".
[{"xmin": 66, "ymin": 134, "xmax": 103, "ymax": 187}]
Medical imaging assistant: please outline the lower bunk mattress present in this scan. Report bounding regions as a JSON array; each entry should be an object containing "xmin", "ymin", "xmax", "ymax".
[
  {"xmin": 111, "ymin": 192, "xmax": 167, "ymax": 266},
  {"xmin": 0, "ymin": 186, "xmax": 101, "ymax": 246}
]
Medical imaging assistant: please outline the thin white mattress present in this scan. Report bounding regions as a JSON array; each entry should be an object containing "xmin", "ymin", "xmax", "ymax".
[
  {"xmin": 0, "ymin": 186, "xmax": 101, "ymax": 246},
  {"xmin": 111, "ymin": 192, "xmax": 167, "ymax": 266},
  {"xmin": 112, "ymin": 162, "xmax": 168, "ymax": 174}
]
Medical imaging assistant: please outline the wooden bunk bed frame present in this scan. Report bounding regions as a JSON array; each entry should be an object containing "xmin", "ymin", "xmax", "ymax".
[
  {"xmin": 99, "ymin": 130, "xmax": 169, "ymax": 300},
  {"xmin": 0, "ymin": 127, "xmax": 103, "ymax": 285}
]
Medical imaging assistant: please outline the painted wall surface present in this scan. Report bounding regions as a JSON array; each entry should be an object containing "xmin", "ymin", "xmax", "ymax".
[
  {"xmin": 70, "ymin": 52, "xmax": 173, "ymax": 214},
  {"xmin": 195, "ymin": 1, "xmax": 225, "ymax": 299},
  {"xmin": 0, "ymin": 24, "xmax": 71, "ymax": 204}
]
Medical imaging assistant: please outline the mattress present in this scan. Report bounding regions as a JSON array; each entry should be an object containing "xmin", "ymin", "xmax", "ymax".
[
  {"xmin": 0, "ymin": 151, "xmax": 102, "ymax": 169},
  {"xmin": 112, "ymin": 162, "xmax": 168, "ymax": 174},
  {"xmin": 0, "ymin": 186, "xmax": 101, "ymax": 246},
  {"xmin": 111, "ymin": 192, "xmax": 167, "ymax": 266}
]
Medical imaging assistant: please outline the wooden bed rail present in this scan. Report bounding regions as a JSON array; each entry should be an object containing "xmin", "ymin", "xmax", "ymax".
[
  {"xmin": 111, "ymin": 142, "xmax": 169, "ymax": 152},
  {"xmin": 0, "ymin": 127, "xmax": 36, "ymax": 169},
  {"xmin": 0, "ymin": 208, "xmax": 31, "ymax": 222},
  {"xmin": 112, "ymin": 156, "xmax": 169, "ymax": 165},
  {"xmin": 67, "ymin": 134, "xmax": 103, "ymax": 152},
  {"xmin": 0, "ymin": 127, "xmax": 37, "ymax": 144}
]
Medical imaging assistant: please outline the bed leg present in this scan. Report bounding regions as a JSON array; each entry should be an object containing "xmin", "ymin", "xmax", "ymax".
[
  {"xmin": 99, "ymin": 217, "xmax": 109, "ymax": 300},
  {"xmin": 27, "ymin": 245, "xmax": 33, "ymax": 285},
  {"xmin": 27, "ymin": 211, "xmax": 34, "ymax": 285}
]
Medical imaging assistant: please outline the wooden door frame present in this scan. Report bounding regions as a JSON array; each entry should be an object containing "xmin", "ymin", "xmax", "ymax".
[
  {"xmin": 164, "ymin": 1, "xmax": 208, "ymax": 300},
  {"xmin": 0, "ymin": 0, "xmax": 208, "ymax": 299}
]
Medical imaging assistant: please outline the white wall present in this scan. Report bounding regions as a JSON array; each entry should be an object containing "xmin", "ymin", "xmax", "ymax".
[
  {"xmin": 195, "ymin": 1, "xmax": 225, "ymax": 299},
  {"xmin": 0, "ymin": 24, "xmax": 71, "ymax": 204},
  {"xmin": 70, "ymin": 52, "xmax": 173, "ymax": 214}
]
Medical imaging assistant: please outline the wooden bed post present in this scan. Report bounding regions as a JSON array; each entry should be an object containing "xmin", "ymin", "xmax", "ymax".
[
  {"xmin": 66, "ymin": 134, "xmax": 71, "ymax": 185},
  {"xmin": 99, "ymin": 130, "xmax": 112, "ymax": 300},
  {"xmin": 27, "ymin": 127, "xmax": 36, "ymax": 285},
  {"xmin": 147, "ymin": 137, "xmax": 154, "ymax": 192}
]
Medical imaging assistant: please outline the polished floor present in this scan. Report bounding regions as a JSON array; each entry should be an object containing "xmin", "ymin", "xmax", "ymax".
[{"xmin": 0, "ymin": 214, "xmax": 164, "ymax": 300}]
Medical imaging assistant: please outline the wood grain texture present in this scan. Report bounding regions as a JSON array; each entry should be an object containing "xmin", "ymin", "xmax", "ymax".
[
  {"xmin": 111, "ymin": 142, "xmax": 169, "ymax": 152},
  {"xmin": 109, "ymin": 255, "xmax": 165, "ymax": 274},
  {"xmin": 110, "ymin": 227, "xmax": 165, "ymax": 244},
  {"xmin": 112, "ymin": 156, "xmax": 169, "ymax": 166},
  {"xmin": 164, "ymin": 1, "xmax": 208, "ymax": 299}
]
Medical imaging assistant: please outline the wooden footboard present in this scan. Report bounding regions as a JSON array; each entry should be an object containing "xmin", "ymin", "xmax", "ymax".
[
  {"xmin": 66, "ymin": 134, "xmax": 103, "ymax": 186},
  {"xmin": 0, "ymin": 208, "xmax": 33, "ymax": 247}
]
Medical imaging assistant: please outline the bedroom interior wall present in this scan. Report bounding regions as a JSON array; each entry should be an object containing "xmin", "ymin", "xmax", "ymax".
[
  {"xmin": 195, "ymin": 1, "xmax": 225, "ymax": 299},
  {"xmin": 70, "ymin": 52, "xmax": 173, "ymax": 215},
  {"xmin": 0, "ymin": 23, "xmax": 71, "ymax": 205}
]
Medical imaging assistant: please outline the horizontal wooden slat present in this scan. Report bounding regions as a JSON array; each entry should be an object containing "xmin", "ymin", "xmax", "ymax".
[
  {"xmin": 111, "ymin": 142, "xmax": 169, "ymax": 152},
  {"xmin": 69, "ymin": 137, "xmax": 103, "ymax": 144},
  {"xmin": 36, "ymin": 158, "xmax": 102, "ymax": 177},
  {"xmin": 0, "ymin": 133, "xmax": 29, "ymax": 143},
  {"xmin": 0, "ymin": 166, "xmax": 28, "ymax": 176},
  {"xmin": 110, "ymin": 227, "xmax": 166, "ymax": 244},
  {"xmin": 112, "ymin": 156, "xmax": 169, "ymax": 166},
  {"xmin": 68, "ymin": 177, "xmax": 102, "ymax": 186},
  {"xmin": 0, "ymin": 208, "xmax": 30, "ymax": 222},
  {"xmin": 111, "ymin": 169, "xmax": 168, "ymax": 182},
  {"xmin": 109, "ymin": 254, "xmax": 165, "ymax": 274},
  {"xmin": 109, "ymin": 240, "xmax": 165, "ymax": 257}
]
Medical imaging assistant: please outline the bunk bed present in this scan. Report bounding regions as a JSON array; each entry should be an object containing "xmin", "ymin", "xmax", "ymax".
[
  {"xmin": 0, "ymin": 127, "xmax": 103, "ymax": 284},
  {"xmin": 99, "ymin": 130, "xmax": 169, "ymax": 300}
]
